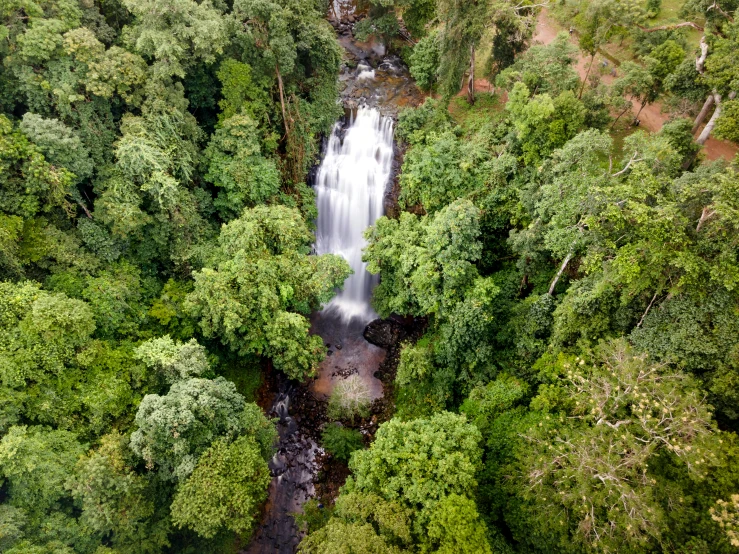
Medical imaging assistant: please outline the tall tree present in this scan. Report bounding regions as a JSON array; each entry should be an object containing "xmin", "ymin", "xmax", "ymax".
[
  {"xmin": 187, "ymin": 205, "xmax": 350, "ymax": 380},
  {"xmin": 437, "ymin": 0, "xmax": 539, "ymax": 104}
]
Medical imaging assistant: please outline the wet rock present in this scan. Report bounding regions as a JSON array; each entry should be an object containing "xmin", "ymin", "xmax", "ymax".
[{"xmin": 363, "ymin": 318, "xmax": 407, "ymax": 349}]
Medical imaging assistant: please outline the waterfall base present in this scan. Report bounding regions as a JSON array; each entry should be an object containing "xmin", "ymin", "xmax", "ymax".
[{"xmin": 309, "ymin": 311, "xmax": 385, "ymax": 401}]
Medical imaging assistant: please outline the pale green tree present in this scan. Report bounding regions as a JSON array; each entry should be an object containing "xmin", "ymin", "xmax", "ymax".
[
  {"xmin": 129, "ymin": 377, "xmax": 273, "ymax": 481},
  {"xmin": 121, "ymin": 0, "xmax": 228, "ymax": 79},
  {"xmin": 134, "ymin": 335, "xmax": 210, "ymax": 384}
]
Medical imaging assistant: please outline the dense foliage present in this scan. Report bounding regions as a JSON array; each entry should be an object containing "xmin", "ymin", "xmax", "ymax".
[
  {"xmin": 0, "ymin": 0, "xmax": 346, "ymax": 550},
  {"xmin": 303, "ymin": 1, "xmax": 739, "ymax": 553},
  {"xmin": 2, "ymin": 0, "xmax": 739, "ymax": 552}
]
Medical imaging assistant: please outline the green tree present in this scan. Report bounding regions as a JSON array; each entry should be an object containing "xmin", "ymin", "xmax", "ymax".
[
  {"xmin": 299, "ymin": 520, "xmax": 403, "ymax": 554},
  {"xmin": 427, "ymin": 494, "xmax": 493, "ymax": 554},
  {"xmin": 129, "ymin": 377, "xmax": 274, "ymax": 481},
  {"xmin": 0, "ymin": 115, "xmax": 75, "ymax": 219},
  {"xmin": 506, "ymin": 82, "xmax": 587, "ymax": 164},
  {"xmin": 496, "ymin": 32, "xmax": 580, "ymax": 97},
  {"xmin": 321, "ymin": 423, "xmax": 364, "ymax": 462},
  {"xmin": 346, "ymin": 413, "xmax": 483, "ymax": 531},
  {"xmin": 0, "ymin": 281, "xmax": 94, "ymax": 431},
  {"xmin": 170, "ymin": 435, "xmax": 271, "ymax": 538},
  {"xmin": 231, "ymin": 0, "xmax": 342, "ymax": 183},
  {"xmin": 68, "ymin": 431, "xmax": 170, "ymax": 554},
  {"xmin": 711, "ymin": 495, "xmax": 739, "ymax": 547},
  {"xmin": 437, "ymin": 0, "xmax": 539, "ymax": 104},
  {"xmin": 203, "ymin": 113, "xmax": 281, "ymax": 221},
  {"xmin": 397, "ymin": 129, "xmax": 486, "ymax": 212},
  {"xmin": 187, "ymin": 205, "xmax": 351, "ymax": 380},
  {"xmin": 715, "ymin": 97, "xmax": 739, "ymax": 142},
  {"xmin": 507, "ymin": 340, "xmax": 720, "ymax": 552},
  {"xmin": 408, "ymin": 29, "xmax": 440, "ymax": 92},
  {"xmin": 395, "ymin": 337, "xmax": 454, "ymax": 418},
  {"xmin": 0, "ymin": 425, "xmax": 85, "ymax": 519},
  {"xmin": 309, "ymin": 412, "xmax": 490, "ymax": 552},
  {"xmin": 0, "ymin": 425, "xmax": 88, "ymax": 551},
  {"xmin": 365, "ymin": 199, "xmax": 483, "ymax": 318},
  {"xmin": 632, "ymin": 39, "xmax": 686, "ymax": 122},
  {"xmin": 19, "ymin": 113, "xmax": 93, "ymax": 184}
]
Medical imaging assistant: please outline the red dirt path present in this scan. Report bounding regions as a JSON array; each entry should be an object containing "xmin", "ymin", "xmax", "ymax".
[{"xmin": 531, "ymin": 8, "xmax": 737, "ymax": 162}]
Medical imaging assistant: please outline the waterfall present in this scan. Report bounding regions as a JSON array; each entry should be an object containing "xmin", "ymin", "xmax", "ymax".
[{"xmin": 315, "ymin": 107, "xmax": 394, "ymax": 322}]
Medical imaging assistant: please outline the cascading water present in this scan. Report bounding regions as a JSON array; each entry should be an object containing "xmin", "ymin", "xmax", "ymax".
[
  {"xmin": 314, "ymin": 107, "xmax": 394, "ymax": 322},
  {"xmin": 246, "ymin": 16, "xmax": 422, "ymax": 547}
]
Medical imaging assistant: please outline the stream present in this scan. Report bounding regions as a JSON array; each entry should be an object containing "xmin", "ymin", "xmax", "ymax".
[{"xmin": 244, "ymin": 3, "xmax": 422, "ymax": 552}]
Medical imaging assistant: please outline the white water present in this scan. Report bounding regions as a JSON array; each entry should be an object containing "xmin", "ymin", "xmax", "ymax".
[
  {"xmin": 315, "ymin": 107, "xmax": 394, "ymax": 322},
  {"xmin": 356, "ymin": 61, "xmax": 376, "ymax": 81}
]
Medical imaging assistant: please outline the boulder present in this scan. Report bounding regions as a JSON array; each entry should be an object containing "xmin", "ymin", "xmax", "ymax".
[{"xmin": 363, "ymin": 318, "xmax": 407, "ymax": 349}]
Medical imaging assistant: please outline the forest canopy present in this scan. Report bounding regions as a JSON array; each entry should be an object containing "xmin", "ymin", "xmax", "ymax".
[{"xmin": 2, "ymin": 0, "xmax": 739, "ymax": 552}]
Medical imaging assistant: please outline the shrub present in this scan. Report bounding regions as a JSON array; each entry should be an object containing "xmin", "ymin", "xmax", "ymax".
[
  {"xmin": 409, "ymin": 30, "xmax": 440, "ymax": 92},
  {"xmin": 294, "ymin": 498, "xmax": 335, "ymax": 534},
  {"xmin": 321, "ymin": 423, "xmax": 364, "ymax": 462},
  {"xmin": 646, "ymin": 0, "xmax": 662, "ymax": 18},
  {"xmin": 327, "ymin": 375, "xmax": 371, "ymax": 422}
]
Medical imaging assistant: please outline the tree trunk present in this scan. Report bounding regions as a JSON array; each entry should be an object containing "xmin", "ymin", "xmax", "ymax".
[
  {"xmin": 276, "ymin": 63, "xmax": 290, "ymax": 135},
  {"xmin": 610, "ymin": 103, "xmax": 632, "ymax": 129},
  {"xmin": 692, "ymin": 94, "xmax": 715, "ymax": 134},
  {"xmin": 467, "ymin": 44, "xmax": 475, "ymax": 105},
  {"xmin": 579, "ymin": 52, "xmax": 595, "ymax": 99},
  {"xmin": 696, "ymin": 91, "xmax": 736, "ymax": 145},
  {"xmin": 633, "ymin": 99, "xmax": 647, "ymax": 124},
  {"xmin": 548, "ymin": 251, "xmax": 574, "ymax": 295},
  {"xmin": 638, "ymin": 21, "xmax": 703, "ymax": 32},
  {"xmin": 695, "ymin": 35, "xmax": 709, "ymax": 74}
]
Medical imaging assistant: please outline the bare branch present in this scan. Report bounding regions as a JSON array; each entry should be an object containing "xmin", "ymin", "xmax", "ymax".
[
  {"xmin": 514, "ymin": 1, "xmax": 550, "ymax": 11},
  {"xmin": 636, "ymin": 290, "xmax": 659, "ymax": 328},
  {"xmin": 707, "ymin": 1, "xmax": 734, "ymax": 22},
  {"xmin": 696, "ymin": 206, "xmax": 718, "ymax": 232},
  {"xmin": 612, "ymin": 151, "xmax": 643, "ymax": 177},
  {"xmin": 548, "ymin": 250, "xmax": 573, "ymax": 295}
]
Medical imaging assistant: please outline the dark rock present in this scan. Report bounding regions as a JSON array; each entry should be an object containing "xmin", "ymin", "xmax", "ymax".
[
  {"xmin": 363, "ymin": 318, "xmax": 407, "ymax": 349},
  {"xmin": 327, "ymin": 350, "xmax": 333, "ymax": 356},
  {"xmin": 335, "ymin": 343, "xmax": 342, "ymax": 350}
]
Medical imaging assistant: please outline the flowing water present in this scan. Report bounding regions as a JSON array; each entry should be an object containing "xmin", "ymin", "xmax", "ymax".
[
  {"xmin": 246, "ymin": 389, "xmax": 319, "ymax": 554},
  {"xmin": 245, "ymin": 107, "xmax": 394, "ymax": 554},
  {"xmin": 314, "ymin": 107, "xmax": 395, "ymax": 322},
  {"xmin": 245, "ymin": 9, "xmax": 422, "ymax": 549}
]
